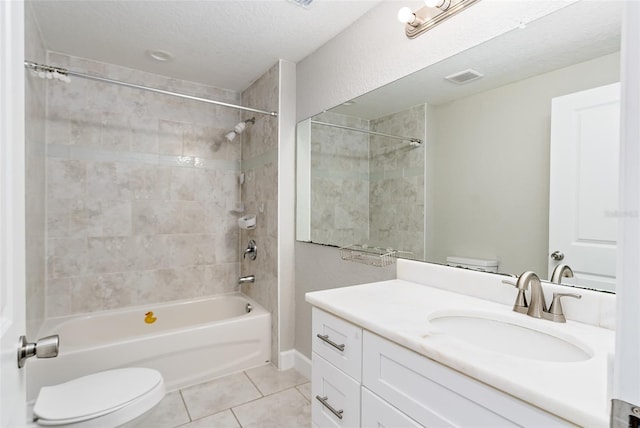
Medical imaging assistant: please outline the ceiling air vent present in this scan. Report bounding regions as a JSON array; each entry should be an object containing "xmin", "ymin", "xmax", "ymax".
[
  {"xmin": 445, "ymin": 69, "xmax": 484, "ymax": 84},
  {"xmin": 289, "ymin": 0, "xmax": 314, "ymax": 7}
]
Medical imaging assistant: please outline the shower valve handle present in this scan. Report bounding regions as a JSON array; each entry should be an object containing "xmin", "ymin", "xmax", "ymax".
[{"xmin": 244, "ymin": 239, "xmax": 257, "ymax": 260}]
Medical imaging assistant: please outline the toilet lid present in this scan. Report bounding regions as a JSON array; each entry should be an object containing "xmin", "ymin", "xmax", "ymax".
[{"xmin": 34, "ymin": 368, "xmax": 163, "ymax": 423}]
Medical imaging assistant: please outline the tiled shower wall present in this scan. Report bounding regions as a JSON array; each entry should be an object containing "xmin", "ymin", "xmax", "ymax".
[
  {"xmin": 45, "ymin": 53, "xmax": 244, "ymax": 317},
  {"xmin": 25, "ymin": 3, "xmax": 47, "ymax": 337},
  {"xmin": 239, "ymin": 63, "xmax": 280, "ymax": 364},
  {"xmin": 369, "ymin": 104, "xmax": 425, "ymax": 259},
  {"xmin": 310, "ymin": 112, "xmax": 369, "ymax": 247}
]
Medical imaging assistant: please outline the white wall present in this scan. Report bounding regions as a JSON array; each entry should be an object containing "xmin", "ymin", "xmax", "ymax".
[
  {"xmin": 278, "ymin": 59, "xmax": 297, "ymax": 361},
  {"xmin": 614, "ymin": 0, "xmax": 640, "ymax": 409}
]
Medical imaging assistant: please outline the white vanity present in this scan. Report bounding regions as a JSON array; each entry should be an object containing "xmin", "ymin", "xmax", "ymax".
[{"xmin": 306, "ymin": 259, "xmax": 615, "ymax": 427}]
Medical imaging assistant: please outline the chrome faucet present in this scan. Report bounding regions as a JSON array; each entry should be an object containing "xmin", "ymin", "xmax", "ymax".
[
  {"xmin": 503, "ymin": 271, "xmax": 581, "ymax": 322},
  {"xmin": 550, "ymin": 264, "xmax": 573, "ymax": 284},
  {"xmin": 238, "ymin": 274, "xmax": 255, "ymax": 285}
]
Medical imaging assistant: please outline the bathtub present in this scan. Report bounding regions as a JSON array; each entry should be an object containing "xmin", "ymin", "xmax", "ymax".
[{"xmin": 27, "ymin": 293, "xmax": 270, "ymax": 400}]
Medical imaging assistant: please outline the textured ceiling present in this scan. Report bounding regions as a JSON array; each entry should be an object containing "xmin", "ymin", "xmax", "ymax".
[
  {"xmin": 330, "ymin": 0, "xmax": 622, "ymax": 119},
  {"xmin": 30, "ymin": 0, "xmax": 382, "ymax": 91}
]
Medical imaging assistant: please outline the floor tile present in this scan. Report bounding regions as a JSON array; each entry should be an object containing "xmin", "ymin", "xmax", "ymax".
[
  {"xmin": 121, "ymin": 391, "xmax": 190, "ymax": 428},
  {"xmin": 245, "ymin": 364, "xmax": 309, "ymax": 396},
  {"xmin": 296, "ymin": 382, "xmax": 312, "ymax": 402},
  {"xmin": 181, "ymin": 372, "xmax": 262, "ymax": 420},
  {"xmin": 180, "ymin": 410, "xmax": 240, "ymax": 428},
  {"xmin": 232, "ymin": 388, "xmax": 311, "ymax": 428}
]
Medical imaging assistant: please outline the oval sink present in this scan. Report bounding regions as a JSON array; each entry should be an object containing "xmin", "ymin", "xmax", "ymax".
[{"xmin": 428, "ymin": 315, "xmax": 592, "ymax": 362}]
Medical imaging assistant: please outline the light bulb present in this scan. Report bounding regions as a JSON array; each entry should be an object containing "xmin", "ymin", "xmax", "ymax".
[{"xmin": 397, "ymin": 7, "xmax": 415, "ymax": 24}]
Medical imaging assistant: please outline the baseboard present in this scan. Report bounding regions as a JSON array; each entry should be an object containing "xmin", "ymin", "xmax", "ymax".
[
  {"xmin": 279, "ymin": 349, "xmax": 312, "ymax": 380},
  {"xmin": 279, "ymin": 349, "xmax": 296, "ymax": 370}
]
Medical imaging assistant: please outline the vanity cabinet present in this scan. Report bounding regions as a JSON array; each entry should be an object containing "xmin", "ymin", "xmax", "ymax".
[{"xmin": 312, "ymin": 308, "xmax": 575, "ymax": 428}]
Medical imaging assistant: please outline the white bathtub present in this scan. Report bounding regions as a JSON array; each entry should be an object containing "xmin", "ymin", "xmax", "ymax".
[{"xmin": 27, "ymin": 293, "xmax": 271, "ymax": 400}]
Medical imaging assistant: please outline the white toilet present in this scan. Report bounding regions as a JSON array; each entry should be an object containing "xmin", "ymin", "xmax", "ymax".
[{"xmin": 32, "ymin": 368, "xmax": 165, "ymax": 427}]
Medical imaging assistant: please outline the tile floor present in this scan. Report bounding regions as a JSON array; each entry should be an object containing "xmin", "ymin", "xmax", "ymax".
[{"xmin": 124, "ymin": 364, "xmax": 311, "ymax": 428}]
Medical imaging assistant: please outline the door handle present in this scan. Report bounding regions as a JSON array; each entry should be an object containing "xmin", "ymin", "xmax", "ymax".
[
  {"xmin": 17, "ymin": 335, "xmax": 59, "ymax": 368},
  {"xmin": 550, "ymin": 250, "xmax": 565, "ymax": 261}
]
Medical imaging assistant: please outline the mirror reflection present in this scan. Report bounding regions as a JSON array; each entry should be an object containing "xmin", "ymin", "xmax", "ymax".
[{"xmin": 296, "ymin": 1, "xmax": 621, "ymax": 292}]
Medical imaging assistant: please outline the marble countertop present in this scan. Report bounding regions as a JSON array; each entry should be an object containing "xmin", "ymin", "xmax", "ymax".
[{"xmin": 306, "ymin": 279, "xmax": 614, "ymax": 427}]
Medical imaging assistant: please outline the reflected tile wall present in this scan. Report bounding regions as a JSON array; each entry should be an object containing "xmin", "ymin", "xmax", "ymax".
[
  {"xmin": 45, "ymin": 53, "xmax": 242, "ymax": 317},
  {"xmin": 239, "ymin": 62, "xmax": 280, "ymax": 365},
  {"xmin": 25, "ymin": 3, "xmax": 47, "ymax": 337},
  {"xmin": 310, "ymin": 112, "xmax": 370, "ymax": 247},
  {"xmin": 369, "ymin": 104, "xmax": 425, "ymax": 259}
]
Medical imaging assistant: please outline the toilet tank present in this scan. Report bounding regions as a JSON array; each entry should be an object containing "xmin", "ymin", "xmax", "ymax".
[{"xmin": 446, "ymin": 256, "xmax": 499, "ymax": 273}]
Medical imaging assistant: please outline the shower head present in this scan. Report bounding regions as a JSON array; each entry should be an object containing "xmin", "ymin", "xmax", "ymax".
[
  {"xmin": 225, "ymin": 117, "xmax": 255, "ymax": 142},
  {"xmin": 225, "ymin": 131, "xmax": 238, "ymax": 142}
]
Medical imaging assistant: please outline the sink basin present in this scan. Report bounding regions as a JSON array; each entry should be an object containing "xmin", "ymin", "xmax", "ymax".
[{"xmin": 428, "ymin": 315, "xmax": 592, "ymax": 362}]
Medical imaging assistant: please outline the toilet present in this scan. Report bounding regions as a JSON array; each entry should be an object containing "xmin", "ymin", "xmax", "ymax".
[
  {"xmin": 446, "ymin": 256, "xmax": 499, "ymax": 273},
  {"xmin": 32, "ymin": 368, "xmax": 165, "ymax": 427}
]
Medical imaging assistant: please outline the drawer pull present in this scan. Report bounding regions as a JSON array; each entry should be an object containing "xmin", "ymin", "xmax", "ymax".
[
  {"xmin": 316, "ymin": 395, "xmax": 344, "ymax": 420},
  {"xmin": 316, "ymin": 334, "xmax": 345, "ymax": 352}
]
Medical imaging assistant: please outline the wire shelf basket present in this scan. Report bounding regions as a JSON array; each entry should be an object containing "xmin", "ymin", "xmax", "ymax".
[{"xmin": 339, "ymin": 244, "xmax": 398, "ymax": 267}]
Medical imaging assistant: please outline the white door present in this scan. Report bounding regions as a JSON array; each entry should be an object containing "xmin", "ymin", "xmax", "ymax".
[
  {"xmin": 0, "ymin": 0, "xmax": 27, "ymax": 426},
  {"xmin": 548, "ymin": 83, "xmax": 620, "ymax": 291}
]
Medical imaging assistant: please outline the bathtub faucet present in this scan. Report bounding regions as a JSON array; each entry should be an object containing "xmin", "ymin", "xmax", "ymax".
[{"xmin": 238, "ymin": 275, "xmax": 255, "ymax": 285}]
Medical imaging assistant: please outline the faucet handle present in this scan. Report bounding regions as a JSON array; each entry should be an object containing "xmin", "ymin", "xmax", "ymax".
[
  {"xmin": 502, "ymin": 279, "xmax": 528, "ymax": 313},
  {"xmin": 545, "ymin": 292, "xmax": 582, "ymax": 323}
]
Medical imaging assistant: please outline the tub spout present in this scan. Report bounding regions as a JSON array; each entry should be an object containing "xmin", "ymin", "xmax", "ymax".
[{"xmin": 238, "ymin": 275, "xmax": 255, "ymax": 285}]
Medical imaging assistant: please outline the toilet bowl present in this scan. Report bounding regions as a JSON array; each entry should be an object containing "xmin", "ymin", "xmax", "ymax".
[{"xmin": 33, "ymin": 368, "xmax": 165, "ymax": 427}]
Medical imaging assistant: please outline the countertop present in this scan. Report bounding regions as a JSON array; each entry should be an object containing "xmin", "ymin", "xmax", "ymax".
[{"xmin": 306, "ymin": 279, "xmax": 614, "ymax": 427}]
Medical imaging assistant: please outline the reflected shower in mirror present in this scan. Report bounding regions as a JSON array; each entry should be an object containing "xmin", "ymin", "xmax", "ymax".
[
  {"xmin": 296, "ymin": 0, "xmax": 622, "ymax": 292},
  {"xmin": 297, "ymin": 107, "xmax": 426, "ymax": 260}
]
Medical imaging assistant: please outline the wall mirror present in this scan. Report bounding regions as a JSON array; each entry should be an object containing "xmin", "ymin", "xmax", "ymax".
[{"xmin": 296, "ymin": 1, "xmax": 622, "ymax": 292}]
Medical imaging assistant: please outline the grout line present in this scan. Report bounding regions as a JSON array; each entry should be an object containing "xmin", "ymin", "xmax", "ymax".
[
  {"xmin": 242, "ymin": 370, "xmax": 264, "ymax": 397},
  {"xmin": 230, "ymin": 408, "xmax": 243, "ymax": 428},
  {"xmin": 178, "ymin": 389, "xmax": 194, "ymax": 423},
  {"xmin": 294, "ymin": 384, "xmax": 311, "ymax": 403}
]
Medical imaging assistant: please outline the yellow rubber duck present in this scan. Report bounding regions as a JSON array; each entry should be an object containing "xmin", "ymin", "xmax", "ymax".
[{"xmin": 144, "ymin": 311, "xmax": 157, "ymax": 324}]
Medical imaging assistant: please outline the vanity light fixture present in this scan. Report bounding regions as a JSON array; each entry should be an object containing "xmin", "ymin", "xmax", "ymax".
[{"xmin": 398, "ymin": 0, "xmax": 481, "ymax": 39}]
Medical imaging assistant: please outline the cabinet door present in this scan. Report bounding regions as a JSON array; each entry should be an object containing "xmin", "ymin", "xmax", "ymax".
[
  {"xmin": 363, "ymin": 332, "xmax": 574, "ymax": 427},
  {"xmin": 362, "ymin": 387, "xmax": 423, "ymax": 428},
  {"xmin": 312, "ymin": 308, "xmax": 362, "ymax": 381},
  {"xmin": 312, "ymin": 353, "xmax": 361, "ymax": 428}
]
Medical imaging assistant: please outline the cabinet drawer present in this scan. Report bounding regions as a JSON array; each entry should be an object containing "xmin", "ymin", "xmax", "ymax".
[
  {"xmin": 361, "ymin": 387, "xmax": 423, "ymax": 428},
  {"xmin": 312, "ymin": 352, "xmax": 361, "ymax": 428},
  {"xmin": 312, "ymin": 308, "xmax": 362, "ymax": 381},
  {"xmin": 363, "ymin": 331, "xmax": 573, "ymax": 428}
]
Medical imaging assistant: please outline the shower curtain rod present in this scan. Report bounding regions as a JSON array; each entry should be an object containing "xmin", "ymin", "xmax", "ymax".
[
  {"xmin": 310, "ymin": 120, "xmax": 422, "ymax": 145},
  {"xmin": 24, "ymin": 61, "xmax": 278, "ymax": 117}
]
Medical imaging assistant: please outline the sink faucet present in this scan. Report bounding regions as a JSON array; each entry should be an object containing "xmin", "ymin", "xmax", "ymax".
[
  {"xmin": 503, "ymin": 271, "xmax": 581, "ymax": 322},
  {"xmin": 550, "ymin": 264, "xmax": 573, "ymax": 284},
  {"xmin": 515, "ymin": 271, "xmax": 547, "ymax": 319}
]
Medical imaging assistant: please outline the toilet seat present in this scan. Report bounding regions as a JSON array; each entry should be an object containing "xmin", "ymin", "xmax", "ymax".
[{"xmin": 34, "ymin": 368, "xmax": 165, "ymax": 427}]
